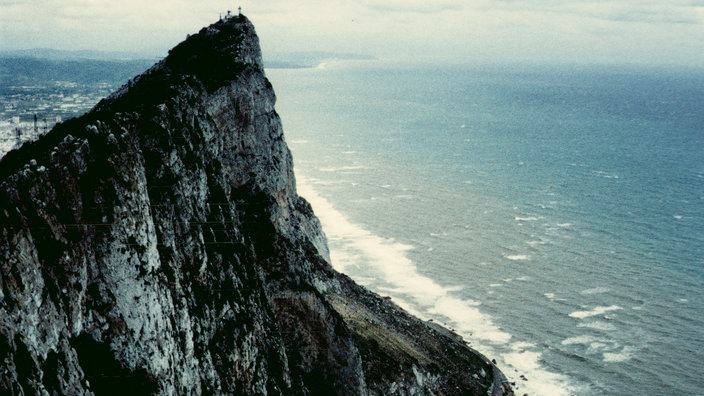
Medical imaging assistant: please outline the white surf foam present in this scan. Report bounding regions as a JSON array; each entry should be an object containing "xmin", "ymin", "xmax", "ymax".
[
  {"xmin": 505, "ymin": 254, "xmax": 530, "ymax": 261},
  {"xmin": 569, "ymin": 305, "xmax": 622, "ymax": 319},
  {"xmin": 603, "ymin": 346, "xmax": 636, "ymax": 363},
  {"xmin": 577, "ymin": 321, "xmax": 617, "ymax": 331},
  {"xmin": 502, "ymin": 342, "xmax": 575, "ymax": 396},
  {"xmin": 561, "ymin": 335, "xmax": 599, "ymax": 346},
  {"xmin": 592, "ymin": 170, "xmax": 620, "ymax": 179},
  {"xmin": 562, "ymin": 335, "xmax": 635, "ymax": 363},
  {"xmin": 514, "ymin": 216, "xmax": 539, "ymax": 221},
  {"xmin": 319, "ymin": 165, "xmax": 366, "ymax": 172},
  {"xmin": 580, "ymin": 287, "xmax": 611, "ymax": 295}
]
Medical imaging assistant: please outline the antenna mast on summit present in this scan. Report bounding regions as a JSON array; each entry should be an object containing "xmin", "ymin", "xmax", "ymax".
[{"xmin": 238, "ymin": 6, "xmax": 242, "ymax": 16}]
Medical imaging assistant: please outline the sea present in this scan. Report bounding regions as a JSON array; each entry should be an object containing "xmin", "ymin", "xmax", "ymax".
[{"xmin": 266, "ymin": 62, "xmax": 704, "ymax": 395}]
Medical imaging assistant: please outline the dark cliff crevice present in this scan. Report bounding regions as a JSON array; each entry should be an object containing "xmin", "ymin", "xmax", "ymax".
[
  {"xmin": 71, "ymin": 333, "xmax": 159, "ymax": 394},
  {"xmin": 0, "ymin": 15, "xmax": 513, "ymax": 396}
]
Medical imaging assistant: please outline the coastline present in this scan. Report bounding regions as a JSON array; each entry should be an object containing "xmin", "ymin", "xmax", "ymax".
[{"xmin": 294, "ymin": 173, "xmax": 576, "ymax": 396}]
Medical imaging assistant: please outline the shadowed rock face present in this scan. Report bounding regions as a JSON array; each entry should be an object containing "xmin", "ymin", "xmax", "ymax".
[{"xmin": 0, "ymin": 15, "xmax": 513, "ymax": 396}]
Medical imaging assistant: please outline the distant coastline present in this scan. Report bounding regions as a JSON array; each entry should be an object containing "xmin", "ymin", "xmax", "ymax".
[
  {"xmin": 265, "ymin": 51, "xmax": 375, "ymax": 69},
  {"xmin": 0, "ymin": 48, "xmax": 158, "ymax": 61}
]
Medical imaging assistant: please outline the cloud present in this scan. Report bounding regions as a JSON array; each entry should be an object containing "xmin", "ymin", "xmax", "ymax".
[
  {"xmin": 0, "ymin": 0, "xmax": 234, "ymax": 52},
  {"xmin": 603, "ymin": 5, "xmax": 703, "ymax": 24},
  {"xmin": 0, "ymin": 0, "xmax": 39, "ymax": 4},
  {"xmin": 485, "ymin": 0, "xmax": 703, "ymax": 25},
  {"xmin": 1, "ymin": 0, "xmax": 702, "ymax": 65},
  {"xmin": 358, "ymin": 0, "xmax": 463, "ymax": 13}
]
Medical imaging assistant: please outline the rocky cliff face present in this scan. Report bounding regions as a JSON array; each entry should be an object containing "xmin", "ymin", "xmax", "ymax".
[{"xmin": 0, "ymin": 16, "xmax": 513, "ymax": 396}]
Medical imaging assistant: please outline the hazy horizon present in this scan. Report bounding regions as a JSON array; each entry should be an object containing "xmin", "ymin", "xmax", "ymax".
[{"xmin": 1, "ymin": 1, "xmax": 703, "ymax": 67}]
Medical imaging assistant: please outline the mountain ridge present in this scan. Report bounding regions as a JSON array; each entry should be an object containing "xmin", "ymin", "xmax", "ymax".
[{"xmin": 0, "ymin": 15, "xmax": 513, "ymax": 395}]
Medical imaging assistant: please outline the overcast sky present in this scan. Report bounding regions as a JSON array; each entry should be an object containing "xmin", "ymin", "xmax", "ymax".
[{"xmin": 1, "ymin": 0, "xmax": 703, "ymax": 65}]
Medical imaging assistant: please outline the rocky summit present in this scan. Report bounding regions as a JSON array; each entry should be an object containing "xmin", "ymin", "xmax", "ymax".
[{"xmin": 0, "ymin": 15, "xmax": 513, "ymax": 395}]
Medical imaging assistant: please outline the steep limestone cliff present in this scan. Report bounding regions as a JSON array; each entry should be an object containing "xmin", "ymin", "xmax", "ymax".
[{"xmin": 0, "ymin": 15, "xmax": 513, "ymax": 395}]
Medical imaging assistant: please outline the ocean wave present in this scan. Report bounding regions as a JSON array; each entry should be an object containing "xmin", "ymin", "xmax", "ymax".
[
  {"xmin": 577, "ymin": 321, "xmax": 617, "ymax": 331},
  {"xmin": 505, "ymin": 254, "xmax": 530, "ymax": 261},
  {"xmin": 526, "ymin": 238, "xmax": 551, "ymax": 247},
  {"xmin": 544, "ymin": 292, "xmax": 567, "ymax": 302},
  {"xmin": 569, "ymin": 305, "xmax": 623, "ymax": 319},
  {"xmin": 318, "ymin": 165, "xmax": 367, "ymax": 172},
  {"xmin": 591, "ymin": 170, "xmax": 620, "ymax": 179},
  {"xmin": 562, "ymin": 335, "xmax": 636, "ymax": 363},
  {"xmin": 580, "ymin": 287, "xmax": 611, "ymax": 295},
  {"xmin": 603, "ymin": 346, "xmax": 636, "ymax": 363},
  {"xmin": 502, "ymin": 342, "xmax": 578, "ymax": 396},
  {"xmin": 561, "ymin": 334, "xmax": 600, "ymax": 346}
]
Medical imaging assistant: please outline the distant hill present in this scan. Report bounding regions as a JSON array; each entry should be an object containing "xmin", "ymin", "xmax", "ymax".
[
  {"xmin": 0, "ymin": 56, "xmax": 156, "ymax": 88},
  {"xmin": 0, "ymin": 48, "xmax": 158, "ymax": 61}
]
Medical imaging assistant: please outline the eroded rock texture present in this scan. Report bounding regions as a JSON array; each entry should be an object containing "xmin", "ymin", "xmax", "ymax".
[{"xmin": 0, "ymin": 15, "xmax": 512, "ymax": 396}]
